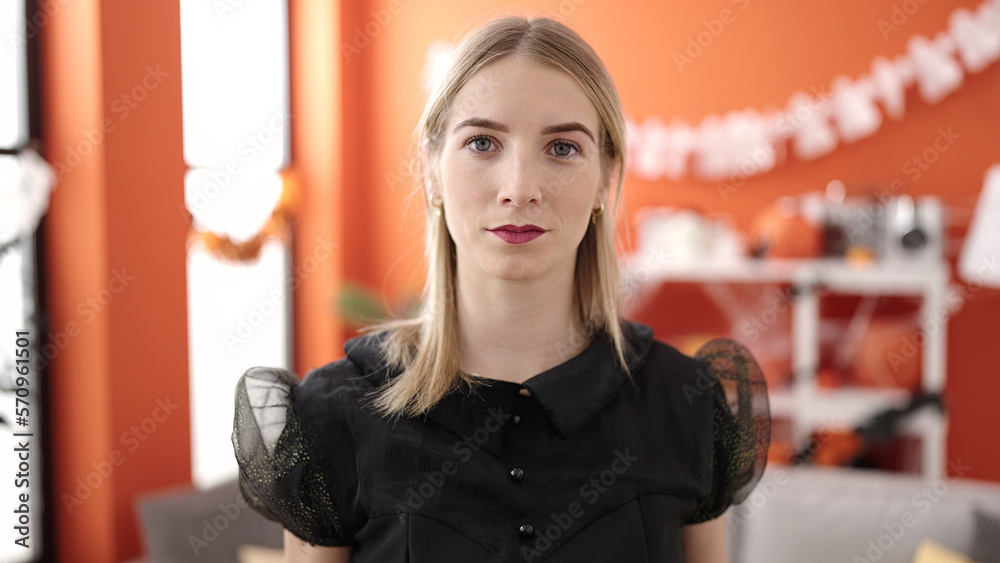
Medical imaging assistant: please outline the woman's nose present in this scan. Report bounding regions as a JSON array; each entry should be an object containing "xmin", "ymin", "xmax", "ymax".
[{"xmin": 497, "ymin": 148, "xmax": 542, "ymax": 207}]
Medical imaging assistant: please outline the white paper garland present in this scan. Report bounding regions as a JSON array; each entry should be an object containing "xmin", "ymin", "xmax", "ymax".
[
  {"xmin": 627, "ymin": 0, "xmax": 1000, "ymax": 182},
  {"xmin": 0, "ymin": 149, "xmax": 55, "ymax": 247}
]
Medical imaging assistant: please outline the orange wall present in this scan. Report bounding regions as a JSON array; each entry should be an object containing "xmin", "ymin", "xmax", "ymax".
[
  {"xmin": 38, "ymin": 1, "xmax": 1000, "ymax": 560},
  {"xmin": 42, "ymin": 0, "xmax": 189, "ymax": 560},
  {"xmin": 342, "ymin": 0, "xmax": 1000, "ymax": 481}
]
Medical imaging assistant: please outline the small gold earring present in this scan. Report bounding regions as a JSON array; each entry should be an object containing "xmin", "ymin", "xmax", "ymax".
[
  {"xmin": 591, "ymin": 203, "xmax": 605, "ymax": 225},
  {"xmin": 429, "ymin": 194, "xmax": 443, "ymax": 217}
]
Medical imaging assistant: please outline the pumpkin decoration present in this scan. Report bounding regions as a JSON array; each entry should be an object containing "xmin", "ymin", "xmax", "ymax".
[
  {"xmin": 750, "ymin": 197, "xmax": 823, "ymax": 259},
  {"xmin": 851, "ymin": 316, "xmax": 923, "ymax": 391}
]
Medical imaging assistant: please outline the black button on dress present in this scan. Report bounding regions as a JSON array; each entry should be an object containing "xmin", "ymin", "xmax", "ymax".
[{"xmin": 233, "ymin": 320, "xmax": 770, "ymax": 562}]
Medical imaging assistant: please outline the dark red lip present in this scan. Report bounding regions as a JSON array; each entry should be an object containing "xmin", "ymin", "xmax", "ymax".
[
  {"xmin": 489, "ymin": 224, "xmax": 546, "ymax": 233},
  {"xmin": 488, "ymin": 225, "xmax": 546, "ymax": 245}
]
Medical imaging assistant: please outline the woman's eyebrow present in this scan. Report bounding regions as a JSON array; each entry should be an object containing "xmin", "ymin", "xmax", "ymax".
[
  {"xmin": 541, "ymin": 122, "xmax": 595, "ymax": 144},
  {"xmin": 453, "ymin": 117, "xmax": 508, "ymax": 133},
  {"xmin": 452, "ymin": 118, "xmax": 595, "ymax": 144}
]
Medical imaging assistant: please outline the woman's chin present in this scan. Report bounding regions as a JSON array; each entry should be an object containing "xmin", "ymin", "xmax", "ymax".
[
  {"xmin": 480, "ymin": 257, "xmax": 550, "ymax": 283},
  {"xmin": 457, "ymin": 246, "xmax": 567, "ymax": 283}
]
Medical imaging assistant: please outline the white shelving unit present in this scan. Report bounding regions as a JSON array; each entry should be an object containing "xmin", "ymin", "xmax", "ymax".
[{"xmin": 623, "ymin": 256, "xmax": 950, "ymax": 480}]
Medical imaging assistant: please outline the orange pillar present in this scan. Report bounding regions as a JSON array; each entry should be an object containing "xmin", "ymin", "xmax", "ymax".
[
  {"xmin": 290, "ymin": 0, "xmax": 379, "ymax": 370},
  {"xmin": 289, "ymin": 0, "xmax": 349, "ymax": 372},
  {"xmin": 41, "ymin": 0, "xmax": 190, "ymax": 560}
]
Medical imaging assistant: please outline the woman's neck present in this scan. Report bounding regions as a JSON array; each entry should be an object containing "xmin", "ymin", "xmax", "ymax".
[{"xmin": 454, "ymin": 254, "xmax": 592, "ymax": 385}]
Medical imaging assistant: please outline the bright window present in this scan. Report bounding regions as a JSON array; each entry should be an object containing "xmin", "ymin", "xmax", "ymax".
[
  {"xmin": 179, "ymin": 0, "xmax": 292, "ymax": 489},
  {"xmin": 0, "ymin": 1, "xmax": 41, "ymax": 560},
  {"xmin": 0, "ymin": 0, "xmax": 28, "ymax": 149}
]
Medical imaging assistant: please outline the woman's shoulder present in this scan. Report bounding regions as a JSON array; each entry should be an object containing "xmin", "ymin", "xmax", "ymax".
[
  {"xmin": 621, "ymin": 319, "xmax": 704, "ymax": 371},
  {"xmin": 646, "ymin": 336, "xmax": 769, "ymax": 413},
  {"xmin": 299, "ymin": 356, "xmax": 371, "ymax": 395},
  {"xmin": 285, "ymin": 357, "xmax": 381, "ymax": 426},
  {"xmin": 628, "ymin": 320, "xmax": 756, "ymax": 385},
  {"xmin": 638, "ymin": 333, "xmax": 713, "ymax": 391},
  {"xmin": 233, "ymin": 355, "xmax": 376, "ymax": 435},
  {"xmin": 234, "ymin": 357, "xmax": 365, "ymax": 397}
]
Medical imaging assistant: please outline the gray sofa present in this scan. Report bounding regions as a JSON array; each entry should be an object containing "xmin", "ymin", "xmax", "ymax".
[
  {"xmin": 727, "ymin": 464, "xmax": 1000, "ymax": 563},
  {"xmin": 131, "ymin": 478, "xmax": 282, "ymax": 563}
]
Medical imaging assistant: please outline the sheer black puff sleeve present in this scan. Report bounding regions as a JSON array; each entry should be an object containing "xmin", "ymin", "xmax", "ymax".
[
  {"xmin": 232, "ymin": 366, "xmax": 357, "ymax": 546},
  {"xmin": 684, "ymin": 338, "xmax": 771, "ymax": 524}
]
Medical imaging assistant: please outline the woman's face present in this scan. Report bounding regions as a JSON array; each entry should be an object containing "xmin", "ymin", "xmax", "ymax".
[{"xmin": 431, "ymin": 56, "xmax": 612, "ymax": 283}]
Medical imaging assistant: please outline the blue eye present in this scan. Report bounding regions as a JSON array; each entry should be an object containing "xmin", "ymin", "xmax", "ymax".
[
  {"xmin": 551, "ymin": 141, "xmax": 579, "ymax": 158},
  {"xmin": 467, "ymin": 135, "xmax": 495, "ymax": 152}
]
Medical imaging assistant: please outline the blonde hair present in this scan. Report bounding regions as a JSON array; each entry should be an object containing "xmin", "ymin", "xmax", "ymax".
[{"xmin": 361, "ymin": 14, "xmax": 637, "ymax": 420}]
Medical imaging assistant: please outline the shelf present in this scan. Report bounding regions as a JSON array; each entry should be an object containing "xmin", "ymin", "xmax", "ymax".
[
  {"xmin": 769, "ymin": 386, "xmax": 939, "ymax": 430},
  {"xmin": 625, "ymin": 256, "xmax": 948, "ymax": 294},
  {"xmin": 625, "ymin": 251, "xmax": 950, "ymax": 479}
]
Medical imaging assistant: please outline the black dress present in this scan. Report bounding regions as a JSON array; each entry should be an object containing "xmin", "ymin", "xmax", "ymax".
[{"xmin": 233, "ymin": 320, "xmax": 770, "ymax": 562}]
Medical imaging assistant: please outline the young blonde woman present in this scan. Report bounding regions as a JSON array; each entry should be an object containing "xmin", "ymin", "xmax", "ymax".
[{"xmin": 234, "ymin": 14, "xmax": 769, "ymax": 563}]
